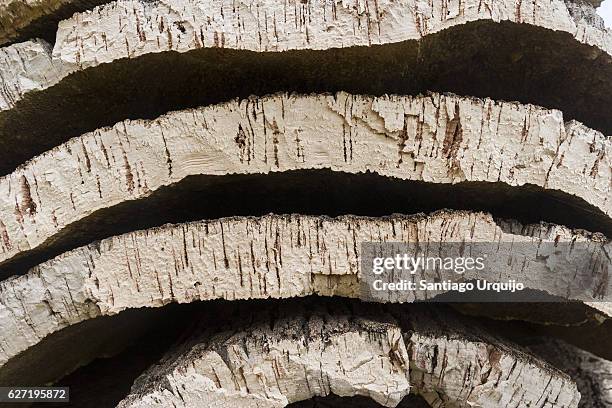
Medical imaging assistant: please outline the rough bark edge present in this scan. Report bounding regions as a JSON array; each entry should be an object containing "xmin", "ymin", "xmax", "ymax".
[
  {"xmin": 2, "ymin": 0, "xmax": 609, "ymax": 110},
  {"xmin": 0, "ymin": 211, "xmax": 609, "ymax": 371},
  {"xmin": 0, "ymin": 0, "xmax": 610, "ymax": 173},
  {"xmin": 0, "ymin": 92, "xmax": 608, "ymax": 276},
  {"xmin": 529, "ymin": 338, "xmax": 612, "ymax": 408},
  {"xmin": 0, "ymin": 0, "xmax": 112, "ymax": 46},
  {"xmin": 0, "ymin": 0, "xmax": 603, "ymax": 46},
  {"xmin": 116, "ymin": 302, "xmax": 580, "ymax": 408},
  {"xmin": 121, "ymin": 305, "xmax": 411, "ymax": 407},
  {"xmin": 401, "ymin": 306, "xmax": 583, "ymax": 408}
]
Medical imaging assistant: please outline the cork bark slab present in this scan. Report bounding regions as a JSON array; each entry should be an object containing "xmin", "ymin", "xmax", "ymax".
[
  {"xmin": 0, "ymin": 0, "xmax": 108, "ymax": 45},
  {"xmin": 0, "ymin": 211, "xmax": 609, "ymax": 384},
  {"xmin": 0, "ymin": 0, "xmax": 603, "ymax": 46},
  {"xmin": 450, "ymin": 302, "xmax": 612, "ymax": 363},
  {"xmin": 0, "ymin": 0, "xmax": 610, "ymax": 175},
  {"xmin": 0, "ymin": 93, "xmax": 609, "ymax": 281},
  {"xmin": 529, "ymin": 339, "xmax": 612, "ymax": 408},
  {"xmin": 116, "ymin": 302, "xmax": 580, "ymax": 408},
  {"xmin": 119, "ymin": 306, "xmax": 412, "ymax": 407},
  {"xmin": 402, "ymin": 306, "xmax": 583, "ymax": 408}
]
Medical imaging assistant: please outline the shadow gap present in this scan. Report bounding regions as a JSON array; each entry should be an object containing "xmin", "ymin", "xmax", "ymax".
[
  {"xmin": 1, "ymin": 20, "xmax": 611, "ymax": 175},
  {"xmin": 5, "ymin": 297, "xmax": 607, "ymax": 406},
  {"xmin": 1, "ymin": 169, "xmax": 610, "ymax": 282},
  {"xmin": 2, "ymin": 0, "xmax": 111, "ymax": 46}
]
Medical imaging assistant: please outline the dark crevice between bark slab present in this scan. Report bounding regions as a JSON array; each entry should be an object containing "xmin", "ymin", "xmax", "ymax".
[
  {"xmin": 0, "ymin": 0, "xmax": 605, "ymax": 47},
  {"xmin": 0, "ymin": 0, "xmax": 110, "ymax": 47},
  {"xmin": 1, "ymin": 19, "xmax": 611, "ymax": 176},
  {"xmin": 4, "ymin": 302, "xmax": 213, "ymax": 401},
  {"xmin": 4, "ymin": 297, "xmax": 586, "ymax": 407},
  {"xmin": 287, "ymin": 394, "xmax": 431, "ymax": 407},
  {"xmin": 3, "ymin": 298, "xmax": 388, "ymax": 404},
  {"xmin": 525, "ymin": 318, "xmax": 612, "ymax": 362},
  {"xmin": 527, "ymin": 338, "xmax": 611, "ymax": 408},
  {"xmin": 1, "ymin": 170, "xmax": 609, "ymax": 282},
  {"xmin": 428, "ymin": 285, "xmax": 584, "ymax": 303},
  {"xmin": 451, "ymin": 302, "xmax": 612, "ymax": 361}
]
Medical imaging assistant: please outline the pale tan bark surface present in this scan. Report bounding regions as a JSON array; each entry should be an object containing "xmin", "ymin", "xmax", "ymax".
[
  {"xmin": 0, "ymin": 0, "xmax": 105, "ymax": 45},
  {"xmin": 120, "ymin": 307, "xmax": 411, "ymax": 407},
  {"xmin": 0, "ymin": 211, "xmax": 609, "ymax": 379},
  {"xmin": 0, "ymin": 0, "xmax": 610, "ymax": 177},
  {"xmin": 0, "ymin": 39, "xmax": 66, "ymax": 108},
  {"xmin": 529, "ymin": 339, "xmax": 612, "ymax": 408},
  {"xmin": 0, "ymin": 93, "xmax": 608, "ymax": 277},
  {"xmin": 52, "ymin": 0, "xmax": 611, "ymax": 68},
  {"xmin": 1, "ymin": 0, "xmax": 603, "ymax": 46},
  {"xmin": 0, "ymin": 0, "xmax": 609, "ymax": 403},
  {"xmin": 2, "ymin": 0, "xmax": 609, "ymax": 111},
  {"xmin": 403, "ymin": 307, "xmax": 583, "ymax": 408},
  {"xmin": 117, "ymin": 302, "xmax": 580, "ymax": 408}
]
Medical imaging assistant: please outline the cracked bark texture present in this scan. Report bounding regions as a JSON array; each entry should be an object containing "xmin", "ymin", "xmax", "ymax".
[
  {"xmin": 1, "ymin": 0, "xmax": 607, "ymax": 97},
  {"xmin": 0, "ymin": 39, "xmax": 66, "ymax": 108},
  {"xmin": 0, "ymin": 0, "xmax": 611, "ymax": 176},
  {"xmin": 49, "ymin": 0, "xmax": 611, "ymax": 67},
  {"xmin": 529, "ymin": 339, "xmax": 612, "ymax": 408},
  {"xmin": 400, "ymin": 306, "xmax": 582, "ymax": 408},
  {"xmin": 0, "ymin": 211, "xmax": 609, "ymax": 384},
  {"xmin": 0, "ymin": 92, "xmax": 609, "ymax": 278},
  {"xmin": 116, "ymin": 302, "xmax": 580, "ymax": 408},
  {"xmin": 0, "ymin": 0, "xmax": 108, "ymax": 45},
  {"xmin": 119, "ymin": 305, "xmax": 411, "ymax": 407},
  {"xmin": 0, "ymin": 0, "xmax": 603, "ymax": 46}
]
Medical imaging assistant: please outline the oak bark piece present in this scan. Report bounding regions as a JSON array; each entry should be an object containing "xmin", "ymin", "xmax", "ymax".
[
  {"xmin": 117, "ymin": 302, "xmax": 580, "ymax": 408},
  {"xmin": 0, "ymin": 211, "xmax": 609, "ymax": 381},
  {"xmin": 0, "ymin": 93, "xmax": 609, "ymax": 278},
  {"xmin": 0, "ymin": 0, "xmax": 611, "ymax": 175},
  {"xmin": 528, "ymin": 339, "xmax": 612, "ymax": 408}
]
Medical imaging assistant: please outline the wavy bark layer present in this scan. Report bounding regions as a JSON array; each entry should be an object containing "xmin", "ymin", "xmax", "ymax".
[
  {"xmin": 0, "ymin": 0, "xmax": 610, "ymax": 175},
  {"xmin": 529, "ymin": 339, "xmax": 612, "ymax": 408},
  {"xmin": 1, "ymin": 0, "xmax": 603, "ymax": 46},
  {"xmin": 403, "ymin": 306, "xmax": 584, "ymax": 408},
  {"xmin": 0, "ymin": 93, "xmax": 609, "ymax": 281},
  {"xmin": 446, "ymin": 302, "xmax": 612, "ymax": 364},
  {"xmin": 116, "ymin": 301, "xmax": 580, "ymax": 408},
  {"xmin": 0, "ymin": 211, "xmax": 609, "ymax": 385}
]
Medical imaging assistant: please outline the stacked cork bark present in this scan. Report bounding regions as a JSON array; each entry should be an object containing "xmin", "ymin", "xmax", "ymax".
[{"xmin": 0, "ymin": 0, "xmax": 610, "ymax": 407}]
